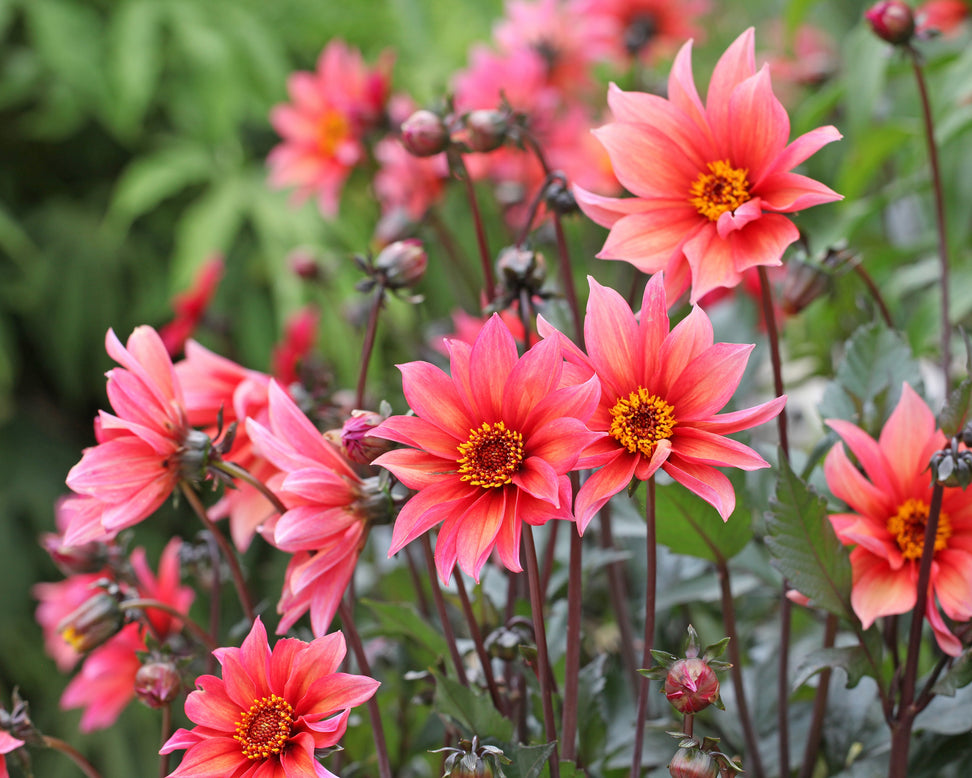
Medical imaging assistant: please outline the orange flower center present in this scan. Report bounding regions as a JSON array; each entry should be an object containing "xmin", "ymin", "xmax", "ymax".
[
  {"xmin": 457, "ymin": 421, "xmax": 524, "ymax": 488},
  {"xmin": 886, "ymin": 498, "xmax": 952, "ymax": 561},
  {"xmin": 689, "ymin": 160, "xmax": 751, "ymax": 221},
  {"xmin": 234, "ymin": 694, "xmax": 295, "ymax": 761},
  {"xmin": 317, "ymin": 109, "xmax": 350, "ymax": 157},
  {"xmin": 609, "ymin": 387, "xmax": 677, "ymax": 457}
]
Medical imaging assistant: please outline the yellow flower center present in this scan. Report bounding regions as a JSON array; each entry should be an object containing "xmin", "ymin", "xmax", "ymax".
[
  {"xmin": 234, "ymin": 694, "xmax": 295, "ymax": 761},
  {"xmin": 609, "ymin": 388, "xmax": 677, "ymax": 457},
  {"xmin": 457, "ymin": 421, "xmax": 524, "ymax": 488},
  {"xmin": 317, "ymin": 109, "xmax": 350, "ymax": 157},
  {"xmin": 689, "ymin": 160, "xmax": 751, "ymax": 222},
  {"xmin": 886, "ymin": 498, "xmax": 952, "ymax": 561}
]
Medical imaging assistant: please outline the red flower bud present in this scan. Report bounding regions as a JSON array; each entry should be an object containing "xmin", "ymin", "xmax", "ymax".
[
  {"xmin": 134, "ymin": 660, "xmax": 182, "ymax": 708},
  {"xmin": 338, "ymin": 409, "xmax": 392, "ymax": 465},
  {"xmin": 374, "ymin": 239, "xmax": 428, "ymax": 289},
  {"xmin": 401, "ymin": 110, "xmax": 449, "ymax": 157},
  {"xmin": 668, "ymin": 746, "xmax": 720, "ymax": 778},
  {"xmin": 664, "ymin": 657, "xmax": 721, "ymax": 714},
  {"xmin": 865, "ymin": 1, "xmax": 916, "ymax": 44},
  {"xmin": 463, "ymin": 110, "xmax": 508, "ymax": 153}
]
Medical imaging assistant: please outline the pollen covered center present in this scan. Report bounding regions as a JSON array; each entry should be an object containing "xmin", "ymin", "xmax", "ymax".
[
  {"xmin": 609, "ymin": 387, "xmax": 677, "ymax": 457},
  {"xmin": 457, "ymin": 421, "xmax": 525, "ymax": 488},
  {"xmin": 689, "ymin": 160, "xmax": 751, "ymax": 221},
  {"xmin": 317, "ymin": 109, "xmax": 350, "ymax": 157},
  {"xmin": 235, "ymin": 694, "xmax": 295, "ymax": 761},
  {"xmin": 887, "ymin": 498, "xmax": 952, "ymax": 561}
]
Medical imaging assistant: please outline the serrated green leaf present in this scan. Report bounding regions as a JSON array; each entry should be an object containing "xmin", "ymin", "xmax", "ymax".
[
  {"xmin": 655, "ymin": 478, "xmax": 752, "ymax": 563},
  {"xmin": 509, "ymin": 743, "xmax": 556, "ymax": 778},
  {"xmin": 765, "ymin": 454, "xmax": 854, "ymax": 619},
  {"xmin": 792, "ymin": 646, "xmax": 871, "ymax": 690},
  {"xmin": 432, "ymin": 673, "xmax": 514, "ymax": 742},
  {"xmin": 361, "ymin": 599, "xmax": 447, "ymax": 659}
]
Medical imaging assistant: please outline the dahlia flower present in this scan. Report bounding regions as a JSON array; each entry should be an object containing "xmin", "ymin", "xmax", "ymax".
[
  {"xmin": 373, "ymin": 314, "xmax": 602, "ymax": 582},
  {"xmin": 575, "ymin": 28, "xmax": 842, "ymax": 304},
  {"xmin": 160, "ymin": 617, "xmax": 379, "ymax": 778},
  {"xmin": 824, "ymin": 383, "xmax": 972, "ymax": 656},
  {"xmin": 539, "ymin": 274, "xmax": 785, "ymax": 531}
]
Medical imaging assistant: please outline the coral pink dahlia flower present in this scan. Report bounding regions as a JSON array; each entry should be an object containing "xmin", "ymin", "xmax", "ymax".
[
  {"xmin": 160, "ymin": 617, "xmax": 379, "ymax": 778},
  {"xmin": 574, "ymin": 27, "xmax": 842, "ymax": 304},
  {"xmin": 540, "ymin": 274, "xmax": 785, "ymax": 531},
  {"xmin": 373, "ymin": 314, "xmax": 602, "ymax": 583},
  {"xmin": 824, "ymin": 383, "xmax": 972, "ymax": 656}
]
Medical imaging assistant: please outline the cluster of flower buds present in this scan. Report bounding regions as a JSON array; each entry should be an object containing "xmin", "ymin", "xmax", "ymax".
[
  {"xmin": 643, "ymin": 625, "xmax": 731, "ymax": 715},
  {"xmin": 432, "ymin": 735, "xmax": 511, "ymax": 778},
  {"xmin": 399, "ymin": 103, "xmax": 524, "ymax": 161},
  {"xmin": 865, "ymin": 0, "xmax": 916, "ymax": 45},
  {"xmin": 667, "ymin": 734, "xmax": 743, "ymax": 778}
]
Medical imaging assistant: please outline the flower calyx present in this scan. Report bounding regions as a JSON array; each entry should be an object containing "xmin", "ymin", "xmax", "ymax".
[
  {"xmin": 433, "ymin": 735, "xmax": 511, "ymax": 778},
  {"xmin": 642, "ymin": 625, "xmax": 731, "ymax": 715},
  {"xmin": 930, "ymin": 435, "xmax": 972, "ymax": 489}
]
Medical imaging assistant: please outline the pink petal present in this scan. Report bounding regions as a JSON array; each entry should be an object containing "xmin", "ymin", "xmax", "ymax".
[
  {"xmin": 757, "ymin": 171, "xmax": 843, "ymax": 211},
  {"xmin": 667, "ymin": 343, "xmax": 754, "ymax": 419},
  {"xmin": 727, "ymin": 67, "xmax": 789, "ymax": 184},
  {"xmin": 691, "ymin": 395, "xmax": 786, "ymax": 434},
  {"xmin": 592, "ymin": 123, "xmax": 697, "ymax": 200},
  {"xmin": 456, "ymin": 490, "xmax": 507, "ymax": 581},
  {"xmin": 826, "ymin": 419, "xmax": 897, "ymax": 500},
  {"xmin": 728, "ymin": 213, "xmax": 798, "ymax": 274},
  {"xmin": 656, "ymin": 305, "xmax": 714, "ymax": 393},
  {"xmin": 662, "ymin": 457, "xmax": 736, "ymax": 520},
  {"xmin": 584, "ymin": 278, "xmax": 641, "ymax": 398},
  {"xmin": 638, "ymin": 273, "xmax": 671, "ymax": 379},
  {"xmin": 162, "ymin": 736, "xmax": 245, "ymax": 777},
  {"xmin": 470, "ymin": 314, "xmax": 519, "ymax": 420},
  {"xmin": 371, "ymin": 448, "xmax": 456, "ymax": 490},
  {"xmin": 849, "ymin": 549, "xmax": 916, "ymax": 628},
  {"xmin": 397, "ymin": 360, "xmax": 473, "ymax": 436},
  {"xmin": 387, "ymin": 480, "xmax": 476, "ymax": 557},
  {"xmin": 573, "ymin": 186, "xmax": 654, "ymax": 228},
  {"xmin": 502, "ymin": 335, "xmax": 563, "ymax": 431},
  {"xmin": 667, "ymin": 41, "xmax": 710, "ymax": 143},
  {"xmin": 672, "ymin": 427, "xmax": 769, "ymax": 470},
  {"xmin": 681, "ymin": 224, "xmax": 742, "ymax": 304},
  {"xmin": 183, "ymin": 676, "xmax": 239, "ymax": 731},
  {"xmin": 705, "ymin": 28, "xmax": 756, "ymax": 143},
  {"xmin": 574, "ymin": 452, "xmax": 638, "ymax": 533},
  {"xmin": 879, "ymin": 383, "xmax": 941, "ymax": 489},
  {"xmin": 823, "ymin": 443, "xmax": 893, "ymax": 521},
  {"xmin": 771, "ymin": 124, "xmax": 842, "ymax": 173},
  {"xmin": 598, "ymin": 208, "xmax": 701, "ymax": 273},
  {"xmin": 513, "ymin": 456, "xmax": 562, "ymax": 506}
]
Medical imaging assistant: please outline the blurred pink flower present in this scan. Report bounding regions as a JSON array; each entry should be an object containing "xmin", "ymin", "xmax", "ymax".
[
  {"xmin": 916, "ymin": 0, "xmax": 969, "ymax": 36},
  {"xmin": 66, "ymin": 327, "xmax": 193, "ymax": 537},
  {"xmin": 575, "ymin": 28, "xmax": 842, "ymax": 304},
  {"xmin": 34, "ymin": 571, "xmax": 109, "ymax": 672},
  {"xmin": 60, "ymin": 540, "xmax": 194, "ymax": 731},
  {"xmin": 271, "ymin": 306, "xmax": 320, "ymax": 388},
  {"xmin": 160, "ymin": 617, "xmax": 379, "ymax": 777},
  {"xmin": 540, "ymin": 274, "xmax": 785, "ymax": 530},
  {"xmin": 159, "ymin": 255, "xmax": 225, "ymax": 357},
  {"xmin": 824, "ymin": 383, "xmax": 972, "ymax": 656},
  {"xmin": 373, "ymin": 136, "xmax": 448, "ymax": 222},
  {"xmin": 761, "ymin": 22, "xmax": 838, "ymax": 93},
  {"xmin": 0, "ymin": 731, "xmax": 22, "ymax": 778},
  {"xmin": 247, "ymin": 381, "xmax": 374, "ymax": 635},
  {"xmin": 374, "ymin": 315, "xmax": 602, "ymax": 582},
  {"xmin": 268, "ymin": 40, "xmax": 392, "ymax": 216}
]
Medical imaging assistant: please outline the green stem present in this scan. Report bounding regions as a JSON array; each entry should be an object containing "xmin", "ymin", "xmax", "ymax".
[
  {"xmin": 355, "ymin": 285, "xmax": 385, "ymax": 409},
  {"xmin": 561, "ymin": 527, "xmax": 583, "ymax": 762},
  {"xmin": 41, "ymin": 736, "xmax": 102, "ymax": 778},
  {"xmin": 631, "ymin": 477, "xmax": 656, "ymax": 778},
  {"xmin": 452, "ymin": 153, "xmax": 496, "ymax": 298},
  {"xmin": 123, "ymin": 598, "xmax": 219, "ymax": 653},
  {"xmin": 453, "ymin": 572, "xmax": 505, "ymax": 712},
  {"xmin": 159, "ymin": 703, "xmax": 172, "ymax": 778},
  {"xmin": 421, "ymin": 535, "xmax": 468, "ymax": 687},
  {"xmin": 599, "ymin": 502, "xmax": 640, "ymax": 690},
  {"xmin": 213, "ymin": 460, "xmax": 287, "ymax": 515},
  {"xmin": 798, "ymin": 614, "xmax": 838, "ymax": 778}
]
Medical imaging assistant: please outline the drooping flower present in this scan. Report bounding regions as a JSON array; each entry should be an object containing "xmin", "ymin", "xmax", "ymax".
[
  {"xmin": 59, "ymin": 540, "xmax": 194, "ymax": 731},
  {"xmin": 574, "ymin": 28, "xmax": 842, "ymax": 304},
  {"xmin": 247, "ymin": 381, "xmax": 380, "ymax": 635},
  {"xmin": 268, "ymin": 40, "xmax": 392, "ymax": 216},
  {"xmin": 539, "ymin": 274, "xmax": 785, "ymax": 531},
  {"xmin": 159, "ymin": 254, "xmax": 225, "ymax": 357},
  {"xmin": 66, "ymin": 327, "xmax": 197, "ymax": 537},
  {"xmin": 373, "ymin": 314, "xmax": 602, "ymax": 583},
  {"xmin": 160, "ymin": 617, "xmax": 379, "ymax": 778},
  {"xmin": 824, "ymin": 383, "xmax": 972, "ymax": 656}
]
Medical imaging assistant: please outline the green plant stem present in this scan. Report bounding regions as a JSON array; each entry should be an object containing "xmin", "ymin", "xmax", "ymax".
[
  {"xmin": 421, "ymin": 535, "xmax": 468, "ymax": 687},
  {"xmin": 851, "ymin": 262, "xmax": 894, "ymax": 328},
  {"xmin": 338, "ymin": 600, "xmax": 393, "ymax": 778},
  {"xmin": 798, "ymin": 614, "xmax": 838, "ymax": 778},
  {"xmin": 757, "ymin": 265, "xmax": 791, "ymax": 776},
  {"xmin": 599, "ymin": 502, "xmax": 640, "ymax": 690},
  {"xmin": 631, "ymin": 477, "xmax": 656, "ymax": 778},
  {"xmin": 453, "ymin": 153, "xmax": 496, "ymax": 297},
  {"xmin": 887, "ymin": 482, "xmax": 945, "ymax": 778},
  {"xmin": 561, "ymin": 527, "xmax": 583, "ymax": 762},
  {"xmin": 159, "ymin": 703, "xmax": 171, "ymax": 778},
  {"xmin": 907, "ymin": 46, "xmax": 952, "ymax": 387},
  {"xmin": 356, "ymin": 285, "xmax": 385, "ymax": 409},
  {"xmin": 453, "ymin": 572, "xmax": 505, "ymax": 712},
  {"xmin": 206, "ymin": 531, "xmax": 221, "ymax": 675},
  {"xmin": 523, "ymin": 525, "xmax": 561, "ymax": 778},
  {"xmin": 41, "ymin": 736, "xmax": 102, "ymax": 778},
  {"xmin": 715, "ymin": 557, "xmax": 766, "ymax": 778},
  {"xmin": 213, "ymin": 460, "xmax": 288, "ymax": 515},
  {"xmin": 123, "ymin": 598, "xmax": 218, "ymax": 653},
  {"xmin": 179, "ymin": 481, "xmax": 254, "ymax": 624}
]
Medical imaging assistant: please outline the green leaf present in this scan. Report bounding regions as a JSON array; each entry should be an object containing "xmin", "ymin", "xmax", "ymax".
[
  {"xmin": 106, "ymin": 0, "xmax": 163, "ymax": 137},
  {"xmin": 791, "ymin": 646, "xmax": 872, "ymax": 690},
  {"xmin": 172, "ymin": 176, "xmax": 246, "ymax": 288},
  {"xmin": 510, "ymin": 743, "xmax": 556, "ymax": 778},
  {"xmin": 432, "ymin": 672, "xmax": 514, "ymax": 742},
  {"xmin": 931, "ymin": 648, "xmax": 972, "ymax": 697},
  {"xmin": 655, "ymin": 477, "xmax": 752, "ymax": 563},
  {"xmin": 361, "ymin": 599, "xmax": 448, "ymax": 659},
  {"xmin": 937, "ymin": 330, "xmax": 972, "ymax": 436},
  {"xmin": 765, "ymin": 454, "xmax": 854, "ymax": 619}
]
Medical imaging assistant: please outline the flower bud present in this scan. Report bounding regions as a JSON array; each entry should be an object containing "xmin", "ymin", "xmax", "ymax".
[
  {"xmin": 177, "ymin": 428, "xmax": 214, "ymax": 482},
  {"xmin": 336, "ymin": 409, "xmax": 392, "ymax": 465},
  {"xmin": 135, "ymin": 660, "xmax": 182, "ymax": 708},
  {"xmin": 58, "ymin": 591, "xmax": 124, "ymax": 653},
  {"xmin": 668, "ymin": 746, "xmax": 720, "ymax": 778},
  {"xmin": 664, "ymin": 657, "xmax": 721, "ymax": 714},
  {"xmin": 288, "ymin": 247, "xmax": 322, "ymax": 281},
  {"xmin": 496, "ymin": 246, "xmax": 546, "ymax": 295},
  {"xmin": 374, "ymin": 239, "xmax": 428, "ymax": 289},
  {"xmin": 463, "ymin": 110, "xmax": 508, "ymax": 153},
  {"xmin": 865, "ymin": 1, "xmax": 916, "ymax": 44},
  {"xmin": 401, "ymin": 109, "xmax": 450, "ymax": 157}
]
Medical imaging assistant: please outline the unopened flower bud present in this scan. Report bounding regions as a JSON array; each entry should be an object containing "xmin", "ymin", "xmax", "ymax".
[
  {"xmin": 464, "ymin": 110, "xmax": 508, "ymax": 153},
  {"xmin": 665, "ymin": 657, "xmax": 721, "ymax": 714},
  {"xmin": 288, "ymin": 248, "xmax": 321, "ymax": 281},
  {"xmin": 135, "ymin": 660, "xmax": 182, "ymax": 708},
  {"xmin": 401, "ymin": 109, "xmax": 450, "ymax": 157},
  {"xmin": 496, "ymin": 246, "xmax": 546, "ymax": 295},
  {"xmin": 374, "ymin": 239, "xmax": 428, "ymax": 289},
  {"xmin": 338, "ymin": 410, "xmax": 392, "ymax": 465},
  {"xmin": 58, "ymin": 591, "xmax": 124, "ymax": 653},
  {"xmin": 668, "ymin": 746, "xmax": 720, "ymax": 778},
  {"xmin": 178, "ymin": 428, "xmax": 214, "ymax": 482},
  {"xmin": 865, "ymin": 1, "xmax": 916, "ymax": 44},
  {"xmin": 484, "ymin": 625, "xmax": 525, "ymax": 661}
]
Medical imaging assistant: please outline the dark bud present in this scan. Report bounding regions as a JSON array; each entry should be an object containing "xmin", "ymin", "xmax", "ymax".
[
  {"xmin": 134, "ymin": 659, "xmax": 183, "ymax": 708},
  {"xmin": 496, "ymin": 246, "xmax": 546, "ymax": 296},
  {"xmin": 374, "ymin": 239, "xmax": 428, "ymax": 290},
  {"xmin": 464, "ymin": 110, "xmax": 508, "ymax": 153},
  {"xmin": 401, "ymin": 109, "xmax": 450, "ymax": 157}
]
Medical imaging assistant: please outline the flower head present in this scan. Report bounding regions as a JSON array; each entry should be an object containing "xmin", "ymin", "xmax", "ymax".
[
  {"xmin": 824, "ymin": 383, "xmax": 972, "ymax": 655},
  {"xmin": 574, "ymin": 28, "xmax": 842, "ymax": 304},
  {"xmin": 160, "ymin": 617, "xmax": 379, "ymax": 777},
  {"xmin": 374, "ymin": 315, "xmax": 602, "ymax": 582},
  {"xmin": 540, "ymin": 275, "xmax": 785, "ymax": 531},
  {"xmin": 66, "ymin": 327, "xmax": 195, "ymax": 536}
]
